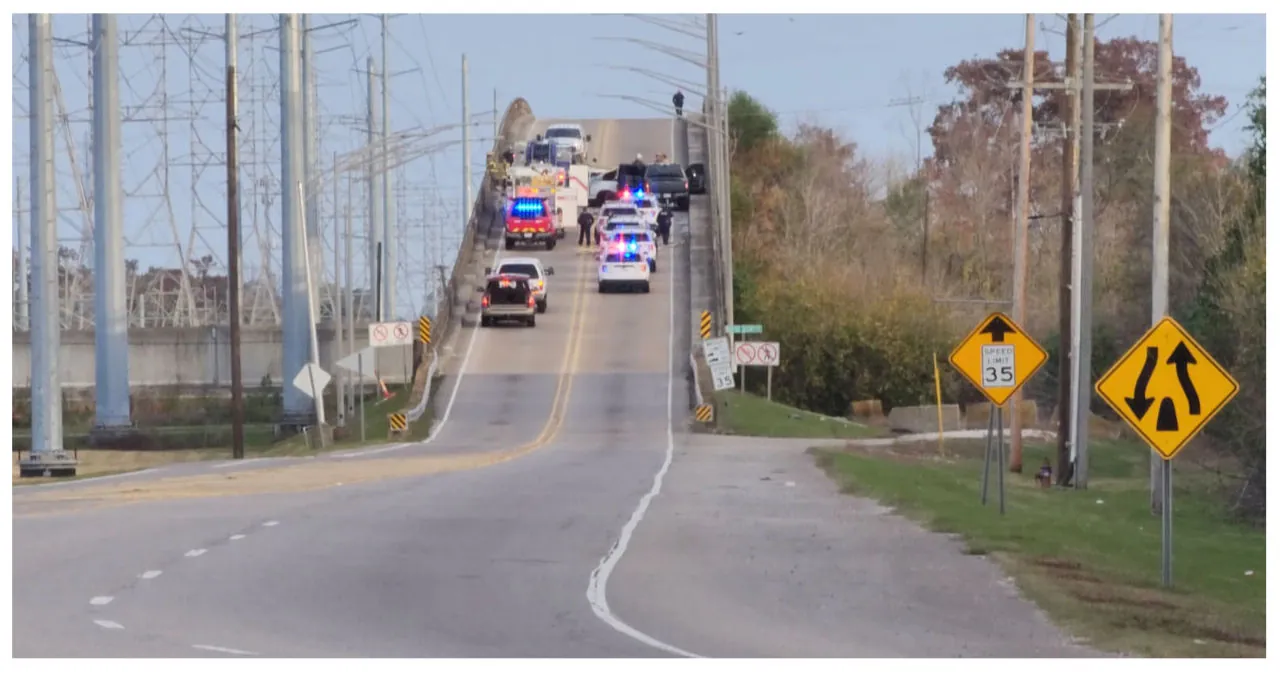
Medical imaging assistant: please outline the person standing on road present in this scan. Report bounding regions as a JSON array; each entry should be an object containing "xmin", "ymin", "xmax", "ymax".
[
  {"xmin": 673, "ymin": 90, "xmax": 685, "ymax": 117},
  {"xmin": 656, "ymin": 208, "xmax": 673, "ymax": 246},
  {"xmin": 577, "ymin": 209, "xmax": 595, "ymax": 248}
]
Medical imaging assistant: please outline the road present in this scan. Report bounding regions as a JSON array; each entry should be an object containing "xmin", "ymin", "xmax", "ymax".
[{"xmin": 12, "ymin": 115, "xmax": 1095, "ymax": 658}]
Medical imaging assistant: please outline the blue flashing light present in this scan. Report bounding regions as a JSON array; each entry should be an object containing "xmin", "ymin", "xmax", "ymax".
[{"xmin": 511, "ymin": 198, "xmax": 546, "ymax": 217}]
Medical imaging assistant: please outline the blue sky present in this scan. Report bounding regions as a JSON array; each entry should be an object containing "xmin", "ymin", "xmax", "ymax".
[{"xmin": 10, "ymin": 13, "xmax": 1265, "ymax": 314}]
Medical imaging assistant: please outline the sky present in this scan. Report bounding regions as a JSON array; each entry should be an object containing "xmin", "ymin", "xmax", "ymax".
[{"xmin": 9, "ymin": 13, "xmax": 1266, "ymax": 317}]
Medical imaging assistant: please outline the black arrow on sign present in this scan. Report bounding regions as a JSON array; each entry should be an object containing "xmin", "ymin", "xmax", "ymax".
[
  {"xmin": 980, "ymin": 316, "xmax": 1016, "ymax": 342},
  {"xmin": 1166, "ymin": 341, "xmax": 1201, "ymax": 415},
  {"xmin": 1124, "ymin": 346, "xmax": 1158, "ymax": 420}
]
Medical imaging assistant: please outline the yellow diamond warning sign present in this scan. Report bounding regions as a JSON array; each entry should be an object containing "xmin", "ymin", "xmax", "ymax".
[
  {"xmin": 949, "ymin": 312, "xmax": 1048, "ymax": 406},
  {"xmin": 1095, "ymin": 317, "xmax": 1238, "ymax": 461}
]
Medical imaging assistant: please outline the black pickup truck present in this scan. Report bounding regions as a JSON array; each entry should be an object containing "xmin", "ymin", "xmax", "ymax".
[{"xmin": 644, "ymin": 163, "xmax": 690, "ymax": 211}]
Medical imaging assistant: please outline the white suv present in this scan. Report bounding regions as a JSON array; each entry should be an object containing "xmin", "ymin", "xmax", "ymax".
[{"xmin": 597, "ymin": 248, "xmax": 651, "ymax": 294}]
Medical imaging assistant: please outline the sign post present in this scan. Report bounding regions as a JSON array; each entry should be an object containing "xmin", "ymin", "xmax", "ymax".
[
  {"xmin": 732, "ymin": 341, "xmax": 780, "ymax": 400},
  {"xmin": 949, "ymin": 312, "xmax": 1049, "ymax": 515},
  {"xmin": 1094, "ymin": 316, "xmax": 1238, "ymax": 588}
]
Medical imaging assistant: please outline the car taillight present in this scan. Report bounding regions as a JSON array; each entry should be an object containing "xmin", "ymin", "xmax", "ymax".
[
  {"xmin": 527, "ymin": 294, "xmax": 536, "ymax": 308},
  {"xmin": 684, "ymin": 180, "xmax": 689, "ymax": 190},
  {"xmin": 481, "ymin": 295, "xmax": 490, "ymax": 308},
  {"xmin": 645, "ymin": 182, "xmax": 651, "ymax": 192}
]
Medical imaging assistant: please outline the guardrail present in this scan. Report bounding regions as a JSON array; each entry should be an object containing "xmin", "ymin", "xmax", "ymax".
[
  {"xmin": 428, "ymin": 98, "xmax": 536, "ymax": 340},
  {"xmin": 404, "ymin": 347, "xmax": 439, "ymax": 423}
]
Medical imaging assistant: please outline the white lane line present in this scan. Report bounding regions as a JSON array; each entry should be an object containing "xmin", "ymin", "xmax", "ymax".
[
  {"xmin": 192, "ymin": 644, "xmax": 259, "ymax": 656},
  {"xmin": 89, "ymin": 596, "xmax": 114, "ymax": 606},
  {"xmin": 586, "ymin": 224, "xmax": 702, "ymax": 659},
  {"xmin": 229, "ymin": 534, "xmax": 246, "ymax": 541},
  {"xmin": 213, "ymin": 457, "xmax": 274, "ymax": 469},
  {"xmin": 14, "ymin": 467, "xmax": 158, "ymax": 490},
  {"xmin": 139, "ymin": 570, "xmax": 163, "ymax": 580},
  {"xmin": 261, "ymin": 520, "xmax": 279, "ymax": 527},
  {"xmin": 94, "ymin": 619, "xmax": 125, "ymax": 630},
  {"xmin": 184, "ymin": 549, "xmax": 207, "ymax": 557},
  {"xmin": 336, "ymin": 245, "xmax": 504, "ymax": 459}
]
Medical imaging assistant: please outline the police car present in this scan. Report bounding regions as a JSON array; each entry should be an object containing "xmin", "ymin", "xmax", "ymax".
[
  {"xmin": 605, "ymin": 226, "xmax": 658, "ymax": 273},
  {"xmin": 597, "ymin": 241, "xmax": 651, "ymax": 294}
]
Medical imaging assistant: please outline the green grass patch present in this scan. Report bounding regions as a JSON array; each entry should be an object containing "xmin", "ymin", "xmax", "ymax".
[
  {"xmin": 714, "ymin": 390, "xmax": 888, "ymax": 439},
  {"xmin": 813, "ymin": 439, "xmax": 1265, "ymax": 657}
]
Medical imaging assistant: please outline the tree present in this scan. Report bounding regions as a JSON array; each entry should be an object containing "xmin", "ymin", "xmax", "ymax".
[{"xmin": 727, "ymin": 90, "xmax": 779, "ymax": 154}]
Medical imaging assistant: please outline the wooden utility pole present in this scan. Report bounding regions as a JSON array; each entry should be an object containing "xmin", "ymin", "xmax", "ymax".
[
  {"xmin": 225, "ymin": 14, "xmax": 246, "ymax": 460},
  {"xmin": 1150, "ymin": 14, "xmax": 1174, "ymax": 514},
  {"xmin": 1054, "ymin": 15, "xmax": 1081, "ymax": 485},
  {"xmin": 1009, "ymin": 13, "xmax": 1036, "ymax": 473}
]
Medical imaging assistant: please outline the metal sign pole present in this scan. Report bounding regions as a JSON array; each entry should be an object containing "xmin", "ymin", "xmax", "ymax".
[
  {"xmin": 358, "ymin": 352, "xmax": 367, "ymax": 442},
  {"xmin": 1162, "ymin": 458, "xmax": 1173, "ymax": 586},
  {"xmin": 981, "ymin": 405, "xmax": 994, "ymax": 505},
  {"xmin": 997, "ymin": 405, "xmax": 1007, "ymax": 515},
  {"xmin": 766, "ymin": 365, "xmax": 772, "ymax": 401}
]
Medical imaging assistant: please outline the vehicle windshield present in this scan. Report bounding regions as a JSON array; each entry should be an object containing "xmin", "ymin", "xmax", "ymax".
[
  {"xmin": 486, "ymin": 277, "xmax": 530, "ymax": 304},
  {"xmin": 498, "ymin": 263, "xmax": 540, "ymax": 279},
  {"xmin": 545, "ymin": 127, "xmax": 581, "ymax": 139},
  {"xmin": 646, "ymin": 165, "xmax": 684, "ymax": 178},
  {"xmin": 604, "ymin": 252, "xmax": 644, "ymax": 263},
  {"xmin": 605, "ymin": 219, "xmax": 642, "ymax": 231},
  {"xmin": 634, "ymin": 199, "xmax": 656, "ymax": 209},
  {"xmin": 603, "ymin": 207, "xmax": 638, "ymax": 218}
]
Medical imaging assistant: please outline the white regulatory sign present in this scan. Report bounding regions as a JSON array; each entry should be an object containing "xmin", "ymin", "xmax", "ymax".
[
  {"xmin": 369, "ymin": 321, "xmax": 414, "ymax": 348},
  {"xmin": 981, "ymin": 344, "xmax": 1016, "ymax": 388},
  {"xmin": 710, "ymin": 361, "xmax": 736, "ymax": 391},
  {"xmin": 733, "ymin": 341, "xmax": 780, "ymax": 367},
  {"xmin": 703, "ymin": 336, "xmax": 731, "ymax": 367}
]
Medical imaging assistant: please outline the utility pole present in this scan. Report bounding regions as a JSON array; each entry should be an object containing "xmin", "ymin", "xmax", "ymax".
[
  {"xmin": 15, "ymin": 179, "xmax": 29, "ymax": 332},
  {"xmin": 1072, "ymin": 13, "xmax": 1097, "ymax": 488},
  {"xmin": 26, "ymin": 13, "xmax": 66, "ymax": 467},
  {"xmin": 707, "ymin": 14, "xmax": 733, "ymax": 330},
  {"xmin": 344, "ymin": 174, "xmax": 356, "ymax": 418},
  {"xmin": 1054, "ymin": 15, "xmax": 1081, "ymax": 485},
  {"xmin": 1151, "ymin": 14, "xmax": 1174, "ymax": 515},
  {"xmin": 301, "ymin": 14, "xmax": 322, "ymax": 322},
  {"xmin": 1009, "ymin": 14, "xmax": 1035, "ymax": 474},
  {"xmin": 225, "ymin": 13, "xmax": 245, "ymax": 459},
  {"xmin": 91, "ymin": 14, "xmax": 132, "ymax": 435},
  {"xmin": 332, "ymin": 151, "xmax": 345, "ymax": 427},
  {"xmin": 279, "ymin": 13, "xmax": 311, "ymax": 426},
  {"xmin": 366, "ymin": 57, "xmax": 382, "ymax": 318},
  {"xmin": 462, "ymin": 54, "xmax": 472, "ymax": 229},
  {"xmin": 380, "ymin": 13, "xmax": 396, "ymax": 320}
]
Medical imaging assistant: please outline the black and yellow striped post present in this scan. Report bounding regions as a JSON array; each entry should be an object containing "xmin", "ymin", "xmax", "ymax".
[
  {"xmin": 418, "ymin": 316, "xmax": 432, "ymax": 344},
  {"xmin": 694, "ymin": 404, "xmax": 713, "ymax": 423},
  {"xmin": 388, "ymin": 412, "xmax": 408, "ymax": 435},
  {"xmin": 699, "ymin": 310, "xmax": 712, "ymax": 340}
]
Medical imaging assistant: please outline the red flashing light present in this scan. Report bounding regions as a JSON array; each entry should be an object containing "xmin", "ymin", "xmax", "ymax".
[{"xmin": 481, "ymin": 295, "xmax": 490, "ymax": 308}]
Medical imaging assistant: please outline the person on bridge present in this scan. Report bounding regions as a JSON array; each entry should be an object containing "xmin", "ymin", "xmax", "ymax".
[
  {"xmin": 673, "ymin": 90, "xmax": 685, "ymax": 117},
  {"xmin": 656, "ymin": 208, "xmax": 673, "ymax": 246},
  {"xmin": 501, "ymin": 146, "xmax": 515, "ymax": 165},
  {"xmin": 577, "ymin": 209, "xmax": 595, "ymax": 247},
  {"xmin": 631, "ymin": 153, "xmax": 646, "ymax": 170}
]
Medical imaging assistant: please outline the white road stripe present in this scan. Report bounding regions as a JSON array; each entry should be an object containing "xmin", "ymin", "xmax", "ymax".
[
  {"xmin": 261, "ymin": 520, "xmax": 279, "ymax": 527},
  {"xmin": 93, "ymin": 619, "xmax": 124, "ymax": 630},
  {"xmin": 14, "ymin": 467, "xmax": 158, "ymax": 490},
  {"xmin": 192, "ymin": 644, "xmax": 259, "ymax": 656},
  {"xmin": 139, "ymin": 570, "xmax": 163, "ymax": 580},
  {"xmin": 587, "ymin": 170, "xmax": 702, "ymax": 658},
  {"xmin": 184, "ymin": 549, "xmax": 207, "ymax": 557},
  {"xmin": 89, "ymin": 596, "xmax": 113, "ymax": 606},
  {"xmin": 335, "ymin": 245, "xmax": 503, "ymax": 459},
  {"xmin": 229, "ymin": 534, "xmax": 246, "ymax": 541}
]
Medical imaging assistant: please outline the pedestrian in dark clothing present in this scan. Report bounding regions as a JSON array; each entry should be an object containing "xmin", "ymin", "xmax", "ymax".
[
  {"xmin": 673, "ymin": 90, "xmax": 685, "ymax": 117},
  {"xmin": 656, "ymin": 209, "xmax": 672, "ymax": 245},
  {"xmin": 501, "ymin": 148, "xmax": 515, "ymax": 164},
  {"xmin": 578, "ymin": 210, "xmax": 595, "ymax": 247}
]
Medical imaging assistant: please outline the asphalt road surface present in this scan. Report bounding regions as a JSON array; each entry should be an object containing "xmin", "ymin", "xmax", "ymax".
[{"xmin": 12, "ymin": 115, "xmax": 1096, "ymax": 658}]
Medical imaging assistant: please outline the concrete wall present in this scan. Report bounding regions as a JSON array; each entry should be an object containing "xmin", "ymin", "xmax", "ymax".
[{"xmin": 10, "ymin": 322, "xmax": 413, "ymax": 390}]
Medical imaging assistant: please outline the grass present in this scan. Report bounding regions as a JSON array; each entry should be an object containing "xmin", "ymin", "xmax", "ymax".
[
  {"xmin": 813, "ymin": 438, "xmax": 1266, "ymax": 657},
  {"xmin": 714, "ymin": 390, "xmax": 888, "ymax": 439}
]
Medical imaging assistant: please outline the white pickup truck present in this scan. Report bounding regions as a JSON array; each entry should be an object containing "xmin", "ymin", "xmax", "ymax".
[{"xmin": 543, "ymin": 123, "xmax": 591, "ymax": 163}]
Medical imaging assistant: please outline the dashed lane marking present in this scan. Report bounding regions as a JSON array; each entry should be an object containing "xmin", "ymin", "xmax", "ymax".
[
  {"xmin": 93, "ymin": 619, "xmax": 125, "ymax": 630},
  {"xmin": 262, "ymin": 520, "xmax": 279, "ymax": 527},
  {"xmin": 89, "ymin": 596, "xmax": 114, "ymax": 606},
  {"xmin": 192, "ymin": 644, "xmax": 259, "ymax": 656},
  {"xmin": 229, "ymin": 534, "xmax": 246, "ymax": 541},
  {"xmin": 184, "ymin": 549, "xmax": 207, "ymax": 558},
  {"xmin": 139, "ymin": 570, "xmax": 163, "ymax": 580}
]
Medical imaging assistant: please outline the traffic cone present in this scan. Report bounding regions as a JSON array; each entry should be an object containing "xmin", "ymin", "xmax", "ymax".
[{"xmin": 378, "ymin": 378, "xmax": 394, "ymax": 401}]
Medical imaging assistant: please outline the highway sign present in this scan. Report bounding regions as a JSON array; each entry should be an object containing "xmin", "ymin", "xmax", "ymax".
[
  {"xmin": 699, "ymin": 310, "xmax": 712, "ymax": 339},
  {"xmin": 726, "ymin": 324, "xmax": 763, "ymax": 335},
  {"xmin": 369, "ymin": 321, "xmax": 413, "ymax": 348},
  {"xmin": 292, "ymin": 363, "xmax": 331, "ymax": 398},
  {"xmin": 703, "ymin": 336, "xmax": 732, "ymax": 367},
  {"xmin": 1095, "ymin": 317, "xmax": 1239, "ymax": 460},
  {"xmin": 417, "ymin": 316, "xmax": 432, "ymax": 344},
  {"xmin": 948, "ymin": 312, "xmax": 1047, "ymax": 406},
  {"xmin": 733, "ymin": 341, "xmax": 780, "ymax": 367},
  {"xmin": 709, "ymin": 361, "xmax": 736, "ymax": 391},
  {"xmin": 335, "ymin": 347, "xmax": 377, "ymax": 379}
]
